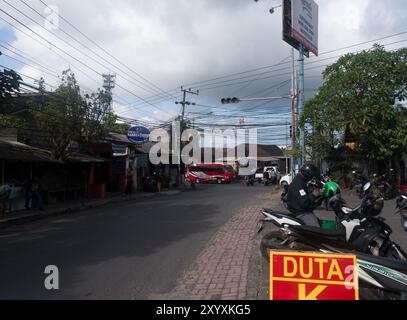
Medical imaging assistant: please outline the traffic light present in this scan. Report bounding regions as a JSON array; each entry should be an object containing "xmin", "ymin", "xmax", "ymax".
[
  {"xmin": 290, "ymin": 126, "xmax": 293, "ymax": 138},
  {"xmin": 221, "ymin": 97, "xmax": 240, "ymax": 104}
]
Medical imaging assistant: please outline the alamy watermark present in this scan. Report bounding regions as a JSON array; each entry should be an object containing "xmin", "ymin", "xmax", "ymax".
[
  {"xmin": 149, "ymin": 121, "xmax": 258, "ymax": 175},
  {"xmin": 44, "ymin": 265, "xmax": 59, "ymax": 290}
]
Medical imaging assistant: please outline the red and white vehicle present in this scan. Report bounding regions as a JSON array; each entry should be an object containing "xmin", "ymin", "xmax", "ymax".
[{"xmin": 186, "ymin": 164, "xmax": 235, "ymax": 184}]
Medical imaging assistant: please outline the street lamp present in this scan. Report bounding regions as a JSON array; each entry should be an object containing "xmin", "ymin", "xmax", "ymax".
[
  {"xmin": 269, "ymin": 5, "xmax": 282, "ymax": 15},
  {"xmin": 253, "ymin": 0, "xmax": 282, "ymax": 15}
]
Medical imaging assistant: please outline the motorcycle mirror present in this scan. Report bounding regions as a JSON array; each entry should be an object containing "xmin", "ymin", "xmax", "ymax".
[{"xmin": 363, "ymin": 182, "xmax": 372, "ymax": 192}]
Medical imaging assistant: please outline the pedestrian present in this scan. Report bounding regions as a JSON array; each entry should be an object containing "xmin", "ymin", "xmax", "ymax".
[
  {"xmin": 25, "ymin": 178, "xmax": 44, "ymax": 211},
  {"xmin": 0, "ymin": 184, "xmax": 12, "ymax": 216},
  {"xmin": 125, "ymin": 168, "xmax": 134, "ymax": 196},
  {"xmin": 286, "ymin": 164, "xmax": 324, "ymax": 227}
]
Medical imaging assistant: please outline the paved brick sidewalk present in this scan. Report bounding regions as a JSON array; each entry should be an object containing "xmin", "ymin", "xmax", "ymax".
[{"xmin": 152, "ymin": 205, "xmax": 264, "ymax": 300}]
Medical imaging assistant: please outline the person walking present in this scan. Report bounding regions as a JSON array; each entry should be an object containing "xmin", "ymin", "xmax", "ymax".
[
  {"xmin": 125, "ymin": 168, "xmax": 134, "ymax": 196},
  {"xmin": 25, "ymin": 178, "xmax": 44, "ymax": 211}
]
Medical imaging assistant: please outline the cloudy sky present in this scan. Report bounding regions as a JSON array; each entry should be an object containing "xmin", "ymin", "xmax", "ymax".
[{"xmin": 1, "ymin": 0, "xmax": 406, "ymax": 144}]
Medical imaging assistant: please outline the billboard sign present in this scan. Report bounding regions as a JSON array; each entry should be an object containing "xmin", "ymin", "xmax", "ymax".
[
  {"xmin": 270, "ymin": 251, "xmax": 359, "ymax": 300},
  {"xmin": 127, "ymin": 126, "xmax": 150, "ymax": 144},
  {"xmin": 291, "ymin": 0, "xmax": 319, "ymax": 56},
  {"xmin": 283, "ymin": 0, "xmax": 319, "ymax": 57}
]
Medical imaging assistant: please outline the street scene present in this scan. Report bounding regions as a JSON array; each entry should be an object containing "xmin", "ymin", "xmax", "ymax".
[{"xmin": 0, "ymin": 0, "xmax": 407, "ymax": 304}]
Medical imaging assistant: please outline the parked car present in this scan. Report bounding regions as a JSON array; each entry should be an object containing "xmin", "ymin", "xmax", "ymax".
[
  {"xmin": 255, "ymin": 168, "xmax": 265, "ymax": 183},
  {"xmin": 279, "ymin": 173, "xmax": 293, "ymax": 186}
]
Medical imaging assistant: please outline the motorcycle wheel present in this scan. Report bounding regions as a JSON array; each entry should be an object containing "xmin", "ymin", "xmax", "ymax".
[
  {"xmin": 260, "ymin": 231, "xmax": 288, "ymax": 262},
  {"xmin": 360, "ymin": 286, "xmax": 407, "ymax": 300},
  {"xmin": 260, "ymin": 232, "xmax": 314, "ymax": 262}
]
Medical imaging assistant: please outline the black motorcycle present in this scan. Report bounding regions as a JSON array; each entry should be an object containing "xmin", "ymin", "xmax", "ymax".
[
  {"xmin": 379, "ymin": 174, "xmax": 397, "ymax": 200},
  {"xmin": 397, "ymin": 193, "xmax": 407, "ymax": 231},
  {"xmin": 245, "ymin": 175, "xmax": 255, "ymax": 187},
  {"xmin": 354, "ymin": 172, "xmax": 368, "ymax": 199}
]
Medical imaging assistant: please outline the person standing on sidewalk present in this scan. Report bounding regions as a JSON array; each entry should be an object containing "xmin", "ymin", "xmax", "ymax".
[
  {"xmin": 125, "ymin": 168, "xmax": 134, "ymax": 196},
  {"xmin": 24, "ymin": 178, "xmax": 44, "ymax": 211}
]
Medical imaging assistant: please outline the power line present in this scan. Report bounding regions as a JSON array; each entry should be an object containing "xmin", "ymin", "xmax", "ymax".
[
  {"xmin": 14, "ymin": 0, "xmax": 175, "ymax": 101},
  {"xmin": 0, "ymin": 7, "xmax": 174, "ymax": 118},
  {"xmin": 37, "ymin": 0, "xmax": 176, "ymax": 101}
]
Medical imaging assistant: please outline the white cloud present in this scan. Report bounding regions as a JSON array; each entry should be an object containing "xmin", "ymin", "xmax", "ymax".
[{"xmin": 1, "ymin": 0, "xmax": 406, "ymax": 125}]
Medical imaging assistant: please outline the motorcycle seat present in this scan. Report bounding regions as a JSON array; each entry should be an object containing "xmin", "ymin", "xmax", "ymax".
[
  {"xmin": 357, "ymin": 253, "xmax": 407, "ymax": 273},
  {"xmin": 263, "ymin": 209, "xmax": 304, "ymax": 225},
  {"xmin": 291, "ymin": 225, "xmax": 347, "ymax": 241}
]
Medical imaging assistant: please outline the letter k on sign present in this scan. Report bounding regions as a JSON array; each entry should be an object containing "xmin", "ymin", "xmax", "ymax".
[{"xmin": 298, "ymin": 284, "xmax": 327, "ymax": 300}]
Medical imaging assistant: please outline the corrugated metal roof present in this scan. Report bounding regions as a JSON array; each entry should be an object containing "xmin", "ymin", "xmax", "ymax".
[
  {"xmin": 66, "ymin": 153, "xmax": 109, "ymax": 163},
  {"xmin": 0, "ymin": 140, "xmax": 60, "ymax": 163}
]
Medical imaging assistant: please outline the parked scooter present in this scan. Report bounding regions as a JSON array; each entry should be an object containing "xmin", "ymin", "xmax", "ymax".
[
  {"xmin": 257, "ymin": 182, "xmax": 407, "ymax": 299},
  {"xmin": 396, "ymin": 193, "xmax": 407, "ymax": 231},
  {"xmin": 354, "ymin": 172, "xmax": 369, "ymax": 199},
  {"xmin": 245, "ymin": 175, "xmax": 255, "ymax": 187},
  {"xmin": 263, "ymin": 171, "xmax": 272, "ymax": 187},
  {"xmin": 379, "ymin": 174, "xmax": 397, "ymax": 200}
]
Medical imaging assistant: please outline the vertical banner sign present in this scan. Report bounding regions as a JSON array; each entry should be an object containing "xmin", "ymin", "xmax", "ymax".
[
  {"xmin": 291, "ymin": 0, "xmax": 319, "ymax": 56},
  {"xmin": 270, "ymin": 251, "xmax": 359, "ymax": 300}
]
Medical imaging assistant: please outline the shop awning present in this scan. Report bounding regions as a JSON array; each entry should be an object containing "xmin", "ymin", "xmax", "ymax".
[
  {"xmin": 0, "ymin": 140, "xmax": 60, "ymax": 163},
  {"xmin": 66, "ymin": 153, "xmax": 109, "ymax": 163}
]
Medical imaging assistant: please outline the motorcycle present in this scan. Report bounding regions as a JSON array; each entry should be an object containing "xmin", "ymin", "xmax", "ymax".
[
  {"xmin": 263, "ymin": 172, "xmax": 272, "ymax": 187},
  {"xmin": 257, "ymin": 182, "xmax": 407, "ymax": 300},
  {"xmin": 396, "ymin": 193, "xmax": 407, "ymax": 231},
  {"xmin": 379, "ymin": 174, "xmax": 397, "ymax": 200},
  {"xmin": 245, "ymin": 175, "xmax": 255, "ymax": 187},
  {"xmin": 354, "ymin": 172, "xmax": 368, "ymax": 199}
]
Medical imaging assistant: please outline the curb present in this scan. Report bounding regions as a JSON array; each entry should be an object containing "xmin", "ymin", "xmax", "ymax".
[{"xmin": 0, "ymin": 190, "xmax": 183, "ymax": 231}]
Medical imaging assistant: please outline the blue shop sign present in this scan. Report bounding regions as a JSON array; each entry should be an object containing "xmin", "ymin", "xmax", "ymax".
[{"xmin": 127, "ymin": 126, "xmax": 150, "ymax": 144}]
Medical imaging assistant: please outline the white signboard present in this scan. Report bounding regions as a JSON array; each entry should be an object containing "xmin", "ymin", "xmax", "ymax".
[{"xmin": 291, "ymin": 0, "xmax": 319, "ymax": 56}]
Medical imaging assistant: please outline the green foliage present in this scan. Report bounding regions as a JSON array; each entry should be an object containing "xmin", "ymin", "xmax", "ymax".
[
  {"xmin": 0, "ymin": 68, "xmax": 23, "ymax": 130},
  {"xmin": 302, "ymin": 45, "xmax": 407, "ymax": 162},
  {"xmin": 0, "ymin": 69, "xmax": 21, "ymax": 111},
  {"xmin": 29, "ymin": 70, "xmax": 120, "ymax": 160},
  {"xmin": 109, "ymin": 121, "xmax": 131, "ymax": 134},
  {"xmin": 30, "ymin": 70, "xmax": 85, "ymax": 159},
  {"xmin": 83, "ymin": 89, "xmax": 115, "ymax": 142}
]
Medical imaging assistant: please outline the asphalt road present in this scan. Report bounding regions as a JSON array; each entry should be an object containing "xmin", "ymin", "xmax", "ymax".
[{"xmin": 0, "ymin": 183, "xmax": 269, "ymax": 300}]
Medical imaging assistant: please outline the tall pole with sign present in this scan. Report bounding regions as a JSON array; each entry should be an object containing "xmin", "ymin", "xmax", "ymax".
[
  {"xmin": 298, "ymin": 44, "xmax": 305, "ymax": 167},
  {"xmin": 282, "ymin": 0, "xmax": 318, "ymax": 171}
]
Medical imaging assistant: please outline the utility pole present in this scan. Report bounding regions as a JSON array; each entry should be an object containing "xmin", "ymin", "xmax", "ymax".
[
  {"xmin": 175, "ymin": 87, "xmax": 199, "ymax": 185},
  {"xmin": 291, "ymin": 47, "xmax": 297, "ymax": 174},
  {"xmin": 297, "ymin": 44, "xmax": 305, "ymax": 167},
  {"xmin": 102, "ymin": 73, "xmax": 116, "ymax": 113}
]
